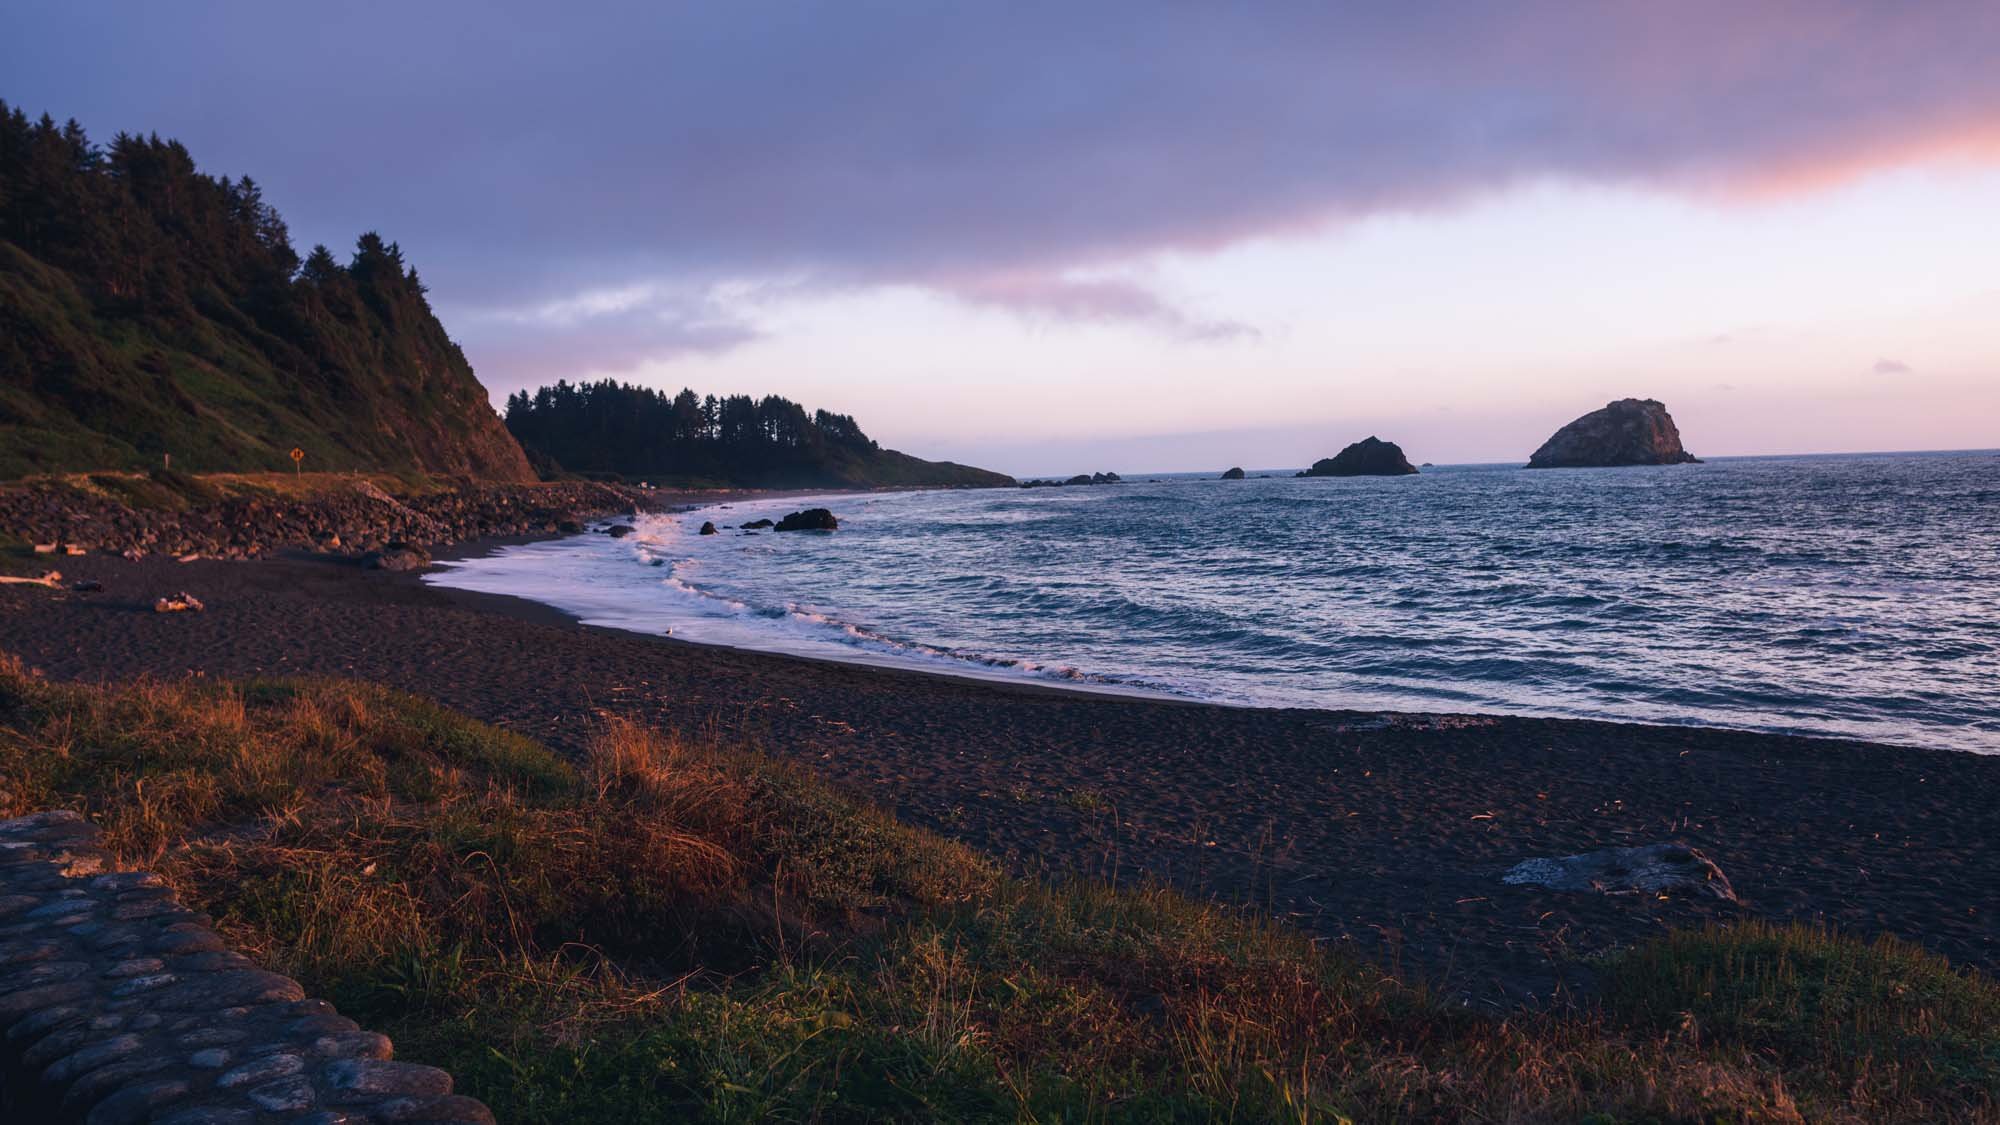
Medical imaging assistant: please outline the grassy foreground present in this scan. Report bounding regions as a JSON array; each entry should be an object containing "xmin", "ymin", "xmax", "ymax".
[{"xmin": 1, "ymin": 655, "xmax": 1994, "ymax": 1123}]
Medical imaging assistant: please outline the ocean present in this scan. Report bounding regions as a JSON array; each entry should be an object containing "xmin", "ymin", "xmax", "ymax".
[{"xmin": 427, "ymin": 451, "xmax": 2000, "ymax": 753}]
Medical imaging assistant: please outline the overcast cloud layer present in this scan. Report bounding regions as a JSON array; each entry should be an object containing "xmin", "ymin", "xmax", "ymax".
[{"xmin": 5, "ymin": 1, "xmax": 1999, "ymax": 439}]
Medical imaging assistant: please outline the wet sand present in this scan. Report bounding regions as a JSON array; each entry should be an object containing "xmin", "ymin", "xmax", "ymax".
[{"xmin": 4, "ymin": 547, "xmax": 1995, "ymax": 1006}]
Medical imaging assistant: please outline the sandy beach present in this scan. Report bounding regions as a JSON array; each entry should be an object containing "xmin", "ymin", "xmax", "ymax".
[{"xmin": 4, "ymin": 546, "xmax": 1995, "ymax": 1007}]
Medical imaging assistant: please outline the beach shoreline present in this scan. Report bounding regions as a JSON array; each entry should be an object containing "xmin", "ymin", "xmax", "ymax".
[{"xmin": 4, "ymin": 545, "xmax": 1996, "ymax": 1007}]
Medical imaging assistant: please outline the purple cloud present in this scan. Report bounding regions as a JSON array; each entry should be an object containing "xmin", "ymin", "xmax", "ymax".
[
  {"xmin": 450, "ymin": 286, "xmax": 762, "ymax": 389},
  {"xmin": 5, "ymin": 1, "xmax": 1998, "ymax": 383}
]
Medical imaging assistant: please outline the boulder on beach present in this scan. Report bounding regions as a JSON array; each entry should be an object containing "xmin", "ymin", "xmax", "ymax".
[
  {"xmin": 698, "ymin": 521, "xmax": 718, "ymax": 536},
  {"xmin": 775, "ymin": 508, "xmax": 840, "ymax": 532},
  {"xmin": 1502, "ymin": 842, "xmax": 1737, "ymax": 903},
  {"xmin": 1298, "ymin": 437, "xmax": 1418, "ymax": 477},
  {"xmin": 1527, "ymin": 398, "xmax": 1700, "ymax": 468},
  {"xmin": 361, "ymin": 543, "xmax": 431, "ymax": 572},
  {"xmin": 153, "ymin": 591, "xmax": 205, "ymax": 613},
  {"xmin": 1220, "ymin": 466, "xmax": 1246, "ymax": 480}
]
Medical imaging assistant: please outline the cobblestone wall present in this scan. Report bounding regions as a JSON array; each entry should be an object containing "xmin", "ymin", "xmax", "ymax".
[{"xmin": 0, "ymin": 811, "xmax": 494, "ymax": 1124}]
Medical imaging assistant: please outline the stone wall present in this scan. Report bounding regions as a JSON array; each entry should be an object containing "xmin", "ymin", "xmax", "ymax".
[{"xmin": 0, "ymin": 811, "xmax": 493, "ymax": 1124}]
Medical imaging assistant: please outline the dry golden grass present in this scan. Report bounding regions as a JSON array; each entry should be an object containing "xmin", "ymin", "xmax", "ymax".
[{"xmin": 2, "ymin": 652, "xmax": 1994, "ymax": 1123}]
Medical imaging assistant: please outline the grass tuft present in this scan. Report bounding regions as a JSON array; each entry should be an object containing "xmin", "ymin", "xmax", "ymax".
[{"xmin": 1, "ymin": 653, "xmax": 1992, "ymax": 1122}]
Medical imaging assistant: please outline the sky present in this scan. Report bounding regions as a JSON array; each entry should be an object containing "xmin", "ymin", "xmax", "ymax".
[{"xmin": 4, "ymin": 1, "xmax": 1998, "ymax": 474}]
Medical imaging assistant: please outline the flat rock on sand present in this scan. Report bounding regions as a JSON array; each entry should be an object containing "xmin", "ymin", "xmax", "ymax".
[{"xmin": 1504, "ymin": 842, "xmax": 1738, "ymax": 903}]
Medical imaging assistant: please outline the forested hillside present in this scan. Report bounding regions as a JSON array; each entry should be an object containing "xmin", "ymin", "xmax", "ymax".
[
  {"xmin": 0, "ymin": 100, "xmax": 533, "ymax": 480},
  {"xmin": 505, "ymin": 380, "xmax": 1015, "ymax": 488}
]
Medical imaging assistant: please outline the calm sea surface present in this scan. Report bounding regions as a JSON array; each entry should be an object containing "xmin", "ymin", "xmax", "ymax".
[{"xmin": 428, "ymin": 452, "xmax": 2000, "ymax": 752}]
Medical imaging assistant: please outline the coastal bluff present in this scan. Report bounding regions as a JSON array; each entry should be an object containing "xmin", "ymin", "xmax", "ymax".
[
  {"xmin": 1297, "ymin": 437, "xmax": 1418, "ymax": 477},
  {"xmin": 0, "ymin": 811, "xmax": 492, "ymax": 1124},
  {"xmin": 1528, "ymin": 399, "xmax": 1700, "ymax": 468}
]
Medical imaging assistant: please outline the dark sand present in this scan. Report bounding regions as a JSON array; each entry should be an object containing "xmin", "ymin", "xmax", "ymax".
[{"xmin": 4, "ymin": 548, "xmax": 1995, "ymax": 1006}]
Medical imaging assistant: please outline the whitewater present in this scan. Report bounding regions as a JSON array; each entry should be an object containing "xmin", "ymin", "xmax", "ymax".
[{"xmin": 427, "ymin": 451, "xmax": 2000, "ymax": 753}]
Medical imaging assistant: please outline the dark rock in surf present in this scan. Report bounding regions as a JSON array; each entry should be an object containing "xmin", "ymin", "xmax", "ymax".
[
  {"xmin": 557, "ymin": 520, "xmax": 585, "ymax": 535},
  {"xmin": 605, "ymin": 524, "xmax": 636, "ymax": 538},
  {"xmin": 1502, "ymin": 842, "xmax": 1737, "ymax": 903},
  {"xmin": 742, "ymin": 518, "xmax": 774, "ymax": 529},
  {"xmin": 698, "ymin": 521, "xmax": 718, "ymax": 535},
  {"xmin": 1527, "ymin": 398, "xmax": 1701, "ymax": 468},
  {"xmin": 1220, "ymin": 467, "xmax": 1246, "ymax": 480},
  {"xmin": 775, "ymin": 508, "xmax": 839, "ymax": 532},
  {"xmin": 1298, "ymin": 437, "xmax": 1418, "ymax": 477}
]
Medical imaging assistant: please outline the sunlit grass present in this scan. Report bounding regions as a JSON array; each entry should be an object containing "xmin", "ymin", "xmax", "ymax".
[{"xmin": 2, "ymin": 651, "xmax": 1993, "ymax": 1123}]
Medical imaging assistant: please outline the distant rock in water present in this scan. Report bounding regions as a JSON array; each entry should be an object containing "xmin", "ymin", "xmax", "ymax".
[
  {"xmin": 1020, "ymin": 472, "xmax": 1122, "ymax": 488},
  {"xmin": 775, "ymin": 508, "xmax": 839, "ymax": 532},
  {"xmin": 1297, "ymin": 437, "xmax": 1418, "ymax": 477},
  {"xmin": 698, "ymin": 521, "xmax": 718, "ymax": 535},
  {"xmin": 1220, "ymin": 467, "xmax": 1246, "ymax": 480},
  {"xmin": 605, "ymin": 524, "xmax": 636, "ymax": 538},
  {"xmin": 1527, "ymin": 399, "xmax": 1701, "ymax": 468},
  {"xmin": 741, "ymin": 518, "xmax": 774, "ymax": 529}
]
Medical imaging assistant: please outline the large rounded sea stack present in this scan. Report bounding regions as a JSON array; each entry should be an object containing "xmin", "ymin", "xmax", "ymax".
[
  {"xmin": 1298, "ymin": 437, "xmax": 1418, "ymax": 477},
  {"xmin": 1527, "ymin": 398, "xmax": 1700, "ymax": 468},
  {"xmin": 1220, "ymin": 466, "xmax": 1246, "ymax": 480}
]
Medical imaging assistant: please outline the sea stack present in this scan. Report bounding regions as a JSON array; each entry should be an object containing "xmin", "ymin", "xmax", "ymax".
[
  {"xmin": 1220, "ymin": 466, "xmax": 1246, "ymax": 480},
  {"xmin": 1527, "ymin": 399, "xmax": 1700, "ymax": 468},
  {"xmin": 1297, "ymin": 437, "xmax": 1418, "ymax": 477}
]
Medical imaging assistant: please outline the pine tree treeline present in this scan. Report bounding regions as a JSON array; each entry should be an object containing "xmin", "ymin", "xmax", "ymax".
[
  {"xmin": 503, "ymin": 380, "xmax": 1013, "ymax": 488},
  {"xmin": 0, "ymin": 101, "xmax": 531, "ymax": 479}
]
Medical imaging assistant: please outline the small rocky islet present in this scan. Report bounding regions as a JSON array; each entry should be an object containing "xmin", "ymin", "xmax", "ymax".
[
  {"xmin": 1527, "ymin": 398, "xmax": 1700, "ymax": 468},
  {"xmin": 1296, "ymin": 436, "xmax": 1419, "ymax": 477}
]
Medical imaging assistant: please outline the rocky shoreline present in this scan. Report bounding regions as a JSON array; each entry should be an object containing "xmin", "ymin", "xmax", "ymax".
[
  {"xmin": 7, "ymin": 549, "xmax": 1998, "ymax": 1006},
  {"xmin": 0, "ymin": 476, "xmax": 668, "ymax": 562}
]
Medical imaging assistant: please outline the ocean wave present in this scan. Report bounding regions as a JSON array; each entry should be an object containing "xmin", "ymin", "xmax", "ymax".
[{"xmin": 428, "ymin": 452, "xmax": 2000, "ymax": 752}]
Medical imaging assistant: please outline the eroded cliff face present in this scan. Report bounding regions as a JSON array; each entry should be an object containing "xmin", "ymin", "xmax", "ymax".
[{"xmin": 1527, "ymin": 399, "xmax": 1700, "ymax": 468}]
